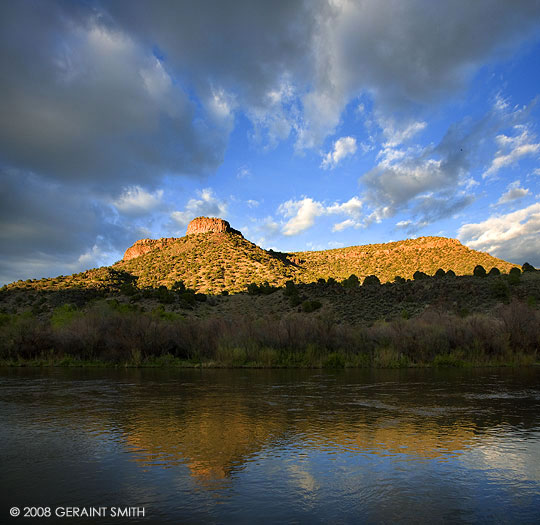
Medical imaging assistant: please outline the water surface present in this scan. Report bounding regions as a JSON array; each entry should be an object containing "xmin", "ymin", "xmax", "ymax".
[{"xmin": 1, "ymin": 367, "xmax": 539, "ymax": 523}]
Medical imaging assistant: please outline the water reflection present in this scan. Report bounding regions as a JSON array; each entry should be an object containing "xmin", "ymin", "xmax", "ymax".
[{"xmin": 1, "ymin": 367, "xmax": 539, "ymax": 522}]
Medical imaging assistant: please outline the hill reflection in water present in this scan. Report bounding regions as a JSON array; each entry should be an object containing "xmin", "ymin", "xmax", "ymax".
[
  {"xmin": 110, "ymin": 369, "xmax": 537, "ymax": 481},
  {"xmin": 2, "ymin": 367, "xmax": 539, "ymax": 522}
]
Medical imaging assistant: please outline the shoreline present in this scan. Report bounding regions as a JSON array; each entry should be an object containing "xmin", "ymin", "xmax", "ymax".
[{"xmin": 2, "ymin": 353, "xmax": 538, "ymax": 370}]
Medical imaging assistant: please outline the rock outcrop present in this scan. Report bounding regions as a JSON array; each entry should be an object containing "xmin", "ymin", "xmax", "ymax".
[
  {"xmin": 186, "ymin": 217, "xmax": 242, "ymax": 237},
  {"xmin": 123, "ymin": 238, "xmax": 177, "ymax": 262},
  {"xmin": 122, "ymin": 217, "xmax": 243, "ymax": 262}
]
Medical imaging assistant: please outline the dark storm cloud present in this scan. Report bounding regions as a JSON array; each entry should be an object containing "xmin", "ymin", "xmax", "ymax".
[
  {"xmin": 0, "ymin": 1, "xmax": 228, "ymax": 187},
  {"xmin": 0, "ymin": 168, "xmax": 137, "ymax": 283}
]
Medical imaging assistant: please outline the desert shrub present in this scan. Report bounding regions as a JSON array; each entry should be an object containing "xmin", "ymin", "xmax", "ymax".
[
  {"xmin": 490, "ymin": 278, "xmax": 510, "ymax": 301},
  {"xmin": 302, "ymin": 300, "xmax": 322, "ymax": 313},
  {"xmin": 172, "ymin": 280, "xmax": 186, "ymax": 292},
  {"xmin": 498, "ymin": 300, "xmax": 539, "ymax": 353},
  {"xmin": 326, "ymin": 277, "xmax": 337, "ymax": 286},
  {"xmin": 120, "ymin": 283, "xmax": 137, "ymax": 296},
  {"xmin": 343, "ymin": 274, "xmax": 360, "ymax": 288},
  {"xmin": 195, "ymin": 293, "xmax": 207, "ymax": 302},
  {"xmin": 522, "ymin": 262, "xmax": 536, "ymax": 272},
  {"xmin": 413, "ymin": 271, "xmax": 428, "ymax": 281},
  {"xmin": 157, "ymin": 286, "xmax": 174, "ymax": 304},
  {"xmin": 317, "ymin": 278, "xmax": 326, "ymax": 285},
  {"xmin": 259, "ymin": 282, "xmax": 277, "ymax": 295},
  {"xmin": 289, "ymin": 295, "xmax": 303, "ymax": 307},
  {"xmin": 363, "ymin": 275, "xmax": 381, "ymax": 286},
  {"xmin": 446, "ymin": 269, "xmax": 456, "ymax": 277},
  {"xmin": 394, "ymin": 276, "xmax": 406, "ymax": 284},
  {"xmin": 473, "ymin": 265, "xmax": 487, "ymax": 277},
  {"xmin": 284, "ymin": 280, "xmax": 297, "ymax": 296},
  {"xmin": 434, "ymin": 268, "xmax": 446, "ymax": 278},
  {"xmin": 488, "ymin": 267, "xmax": 501, "ymax": 276},
  {"xmin": 508, "ymin": 267, "xmax": 521, "ymax": 285},
  {"xmin": 247, "ymin": 283, "xmax": 260, "ymax": 295}
]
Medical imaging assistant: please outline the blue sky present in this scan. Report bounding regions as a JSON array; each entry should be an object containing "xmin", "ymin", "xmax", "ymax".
[{"xmin": 1, "ymin": 1, "xmax": 540, "ymax": 284}]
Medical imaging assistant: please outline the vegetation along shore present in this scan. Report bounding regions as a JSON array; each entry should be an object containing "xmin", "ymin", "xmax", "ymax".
[{"xmin": 1, "ymin": 218, "xmax": 539, "ymax": 368}]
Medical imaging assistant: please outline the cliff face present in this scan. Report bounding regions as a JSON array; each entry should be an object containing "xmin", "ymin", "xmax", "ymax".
[
  {"xmin": 122, "ymin": 238, "xmax": 177, "ymax": 262},
  {"xmin": 186, "ymin": 217, "xmax": 242, "ymax": 236}
]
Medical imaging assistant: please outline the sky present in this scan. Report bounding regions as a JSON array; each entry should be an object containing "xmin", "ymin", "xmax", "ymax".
[{"xmin": 1, "ymin": 0, "xmax": 540, "ymax": 285}]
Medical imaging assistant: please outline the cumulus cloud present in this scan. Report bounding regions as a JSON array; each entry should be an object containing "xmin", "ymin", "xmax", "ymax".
[
  {"xmin": 458, "ymin": 203, "xmax": 540, "ymax": 266},
  {"xmin": 361, "ymin": 95, "xmax": 537, "ymax": 229},
  {"xmin": 114, "ymin": 186, "xmax": 164, "ymax": 216},
  {"xmin": 379, "ymin": 118, "xmax": 427, "ymax": 148},
  {"xmin": 279, "ymin": 198, "xmax": 325, "ymax": 236},
  {"xmin": 170, "ymin": 188, "xmax": 227, "ymax": 228},
  {"xmin": 321, "ymin": 136, "xmax": 357, "ymax": 169},
  {"xmin": 484, "ymin": 126, "xmax": 540, "ymax": 178},
  {"xmin": 495, "ymin": 181, "xmax": 531, "ymax": 206},
  {"xmin": 278, "ymin": 196, "xmax": 363, "ymax": 235},
  {"xmin": 395, "ymin": 193, "xmax": 475, "ymax": 234}
]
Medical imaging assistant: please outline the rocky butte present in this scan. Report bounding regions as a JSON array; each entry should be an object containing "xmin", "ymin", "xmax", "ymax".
[
  {"xmin": 186, "ymin": 217, "xmax": 242, "ymax": 236},
  {"xmin": 122, "ymin": 217, "xmax": 242, "ymax": 261}
]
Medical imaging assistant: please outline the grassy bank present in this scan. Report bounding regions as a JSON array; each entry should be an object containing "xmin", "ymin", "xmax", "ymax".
[{"xmin": 1, "ymin": 298, "xmax": 538, "ymax": 368}]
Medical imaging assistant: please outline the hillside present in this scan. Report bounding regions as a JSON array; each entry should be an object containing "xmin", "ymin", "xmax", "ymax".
[{"xmin": 3, "ymin": 216, "xmax": 518, "ymax": 295}]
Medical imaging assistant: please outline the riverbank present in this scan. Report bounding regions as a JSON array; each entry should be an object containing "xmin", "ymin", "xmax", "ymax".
[{"xmin": 1, "ymin": 296, "xmax": 538, "ymax": 368}]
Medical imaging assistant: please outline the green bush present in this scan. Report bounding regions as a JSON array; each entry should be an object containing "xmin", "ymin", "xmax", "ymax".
[
  {"xmin": 302, "ymin": 300, "xmax": 322, "ymax": 313},
  {"xmin": 284, "ymin": 280, "xmax": 297, "ymax": 296},
  {"xmin": 363, "ymin": 275, "xmax": 381, "ymax": 286},
  {"xmin": 522, "ymin": 262, "xmax": 536, "ymax": 272},
  {"xmin": 247, "ymin": 283, "xmax": 260, "ymax": 295},
  {"xmin": 172, "ymin": 280, "xmax": 186, "ymax": 292},
  {"xmin": 508, "ymin": 267, "xmax": 521, "ymax": 285},
  {"xmin": 446, "ymin": 269, "xmax": 456, "ymax": 277},
  {"xmin": 473, "ymin": 265, "xmax": 487, "ymax": 277},
  {"xmin": 488, "ymin": 267, "xmax": 501, "ymax": 276},
  {"xmin": 490, "ymin": 278, "xmax": 510, "ymax": 301},
  {"xmin": 51, "ymin": 304, "xmax": 79, "ymax": 328},
  {"xmin": 343, "ymin": 274, "xmax": 360, "ymax": 288},
  {"xmin": 413, "ymin": 271, "xmax": 428, "ymax": 280},
  {"xmin": 434, "ymin": 268, "xmax": 446, "ymax": 278},
  {"xmin": 323, "ymin": 352, "xmax": 346, "ymax": 368}
]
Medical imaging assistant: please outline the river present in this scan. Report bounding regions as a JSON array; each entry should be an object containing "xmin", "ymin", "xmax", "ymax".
[{"xmin": 1, "ymin": 367, "xmax": 539, "ymax": 523}]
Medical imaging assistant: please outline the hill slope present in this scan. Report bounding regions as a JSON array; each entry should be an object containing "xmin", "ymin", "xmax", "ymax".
[{"xmin": 4, "ymin": 217, "xmax": 518, "ymax": 294}]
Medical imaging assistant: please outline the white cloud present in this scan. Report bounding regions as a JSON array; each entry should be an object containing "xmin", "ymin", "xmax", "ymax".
[
  {"xmin": 361, "ymin": 95, "xmax": 537, "ymax": 230},
  {"xmin": 321, "ymin": 136, "xmax": 357, "ymax": 169},
  {"xmin": 113, "ymin": 186, "xmax": 164, "ymax": 216},
  {"xmin": 396, "ymin": 220, "xmax": 412, "ymax": 228},
  {"xmin": 170, "ymin": 188, "xmax": 227, "ymax": 227},
  {"xmin": 237, "ymin": 166, "xmax": 251, "ymax": 179},
  {"xmin": 484, "ymin": 127, "xmax": 540, "ymax": 178},
  {"xmin": 495, "ymin": 181, "xmax": 531, "ymax": 205},
  {"xmin": 246, "ymin": 199, "xmax": 260, "ymax": 208},
  {"xmin": 326, "ymin": 196, "xmax": 363, "ymax": 217},
  {"xmin": 458, "ymin": 203, "xmax": 540, "ymax": 265},
  {"xmin": 332, "ymin": 219, "xmax": 356, "ymax": 232},
  {"xmin": 379, "ymin": 118, "xmax": 427, "ymax": 148},
  {"xmin": 279, "ymin": 198, "xmax": 325, "ymax": 236},
  {"xmin": 278, "ymin": 195, "xmax": 363, "ymax": 235}
]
